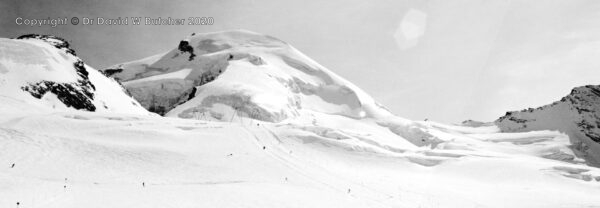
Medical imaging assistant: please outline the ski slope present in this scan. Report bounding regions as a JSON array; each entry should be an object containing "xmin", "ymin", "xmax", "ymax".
[{"xmin": 1, "ymin": 98, "xmax": 600, "ymax": 207}]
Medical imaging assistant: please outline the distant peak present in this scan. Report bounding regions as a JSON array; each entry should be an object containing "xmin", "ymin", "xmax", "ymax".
[{"xmin": 495, "ymin": 84, "xmax": 600, "ymax": 166}]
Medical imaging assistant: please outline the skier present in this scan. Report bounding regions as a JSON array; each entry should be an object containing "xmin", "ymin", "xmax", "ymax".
[
  {"xmin": 10, "ymin": 163, "xmax": 15, "ymax": 168},
  {"xmin": 262, "ymin": 146, "xmax": 266, "ymax": 150},
  {"xmin": 142, "ymin": 182, "xmax": 145, "ymax": 187},
  {"xmin": 16, "ymin": 202, "xmax": 20, "ymax": 208}
]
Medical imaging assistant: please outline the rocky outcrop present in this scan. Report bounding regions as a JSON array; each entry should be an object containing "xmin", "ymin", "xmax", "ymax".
[
  {"xmin": 1, "ymin": 34, "xmax": 147, "ymax": 114},
  {"xmin": 16, "ymin": 35, "xmax": 97, "ymax": 111},
  {"xmin": 178, "ymin": 40, "xmax": 196, "ymax": 61},
  {"xmin": 495, "ymin": 85, "xmax": 600, "ymax": 166}
]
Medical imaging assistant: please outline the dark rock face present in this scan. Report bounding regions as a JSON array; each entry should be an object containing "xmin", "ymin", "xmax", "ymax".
[
  {"xmin": 21, "ymin": 60, "xmax": 96, "ymax": 111},
  {"xmin": 102, "ymin": 67, "xmax": 124, "ymax": 77},
  {"xmin": 16, "ymin": 34, "xmax": 97, "ymax": 111},
  {"xmin": 569, "ymin": 86, "xmax": 600, "ymax": 143},
  {"xmin": 495, "ymin": 85, "xmax": 600, "ymax": 166},
  {"xmin": 178, "ymin": 40, "xmax": 196, "ymax": 61},
  {"xmin": 187, "ymin": 87, "xmax": 197, "ymax": 100},
  {"xmin": 21, "ymin": 81, "xmax": 96, "ymax": 111}
]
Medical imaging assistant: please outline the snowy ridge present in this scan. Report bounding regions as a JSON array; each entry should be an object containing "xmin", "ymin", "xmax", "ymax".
[
  {"xmin": 0, "ymin": 35, "xmax": 149, "ymax": 115},
  {"xmin": 496, "ymin": 85, "xmax": 600, "ymax": 166}
]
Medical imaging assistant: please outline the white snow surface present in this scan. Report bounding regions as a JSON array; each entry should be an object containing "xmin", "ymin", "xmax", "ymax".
[
  {"xmin": 1, "ymin": 95, "xmax": 600, "ymax": 207},
  {"xmin": 2, "ymin": 31, "xmax": 600, "ymax": 207}
]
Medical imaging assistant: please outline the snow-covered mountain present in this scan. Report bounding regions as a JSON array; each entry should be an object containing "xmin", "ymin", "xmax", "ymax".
[
  {"xmin": 104, "ymin": 30, "xmax": 392, "ymax": 121},
  {"xmin": 3, "ymin": 31, "xmax": 600, "ymax": 207},
  {"xmin": 104, "ymin": 30, "xmax": 449, "ymax": 149},
  {"xmin": 0, "ymin": 35, "xmax": 149, "ymax": 115},
  {"xmin": 496, "ymin": 85, "xmax": 600, "ymax": 165}
]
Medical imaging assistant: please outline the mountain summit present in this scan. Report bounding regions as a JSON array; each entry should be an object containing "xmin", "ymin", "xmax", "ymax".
[{"xmin": 104, "ymin": 30, "xmax": 392, "ymax": 122}]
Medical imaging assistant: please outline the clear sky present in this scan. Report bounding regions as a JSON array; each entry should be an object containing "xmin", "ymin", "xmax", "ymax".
[{"xmin": 2, "ymin": 0, "xmax": 600, "ymax": 123}]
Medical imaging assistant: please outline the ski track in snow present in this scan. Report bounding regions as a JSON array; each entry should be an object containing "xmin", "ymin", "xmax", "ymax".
[
  {"xmin": 0, "ymin": 109, "xmax": 598, "ymax": 207},
  {"xmin": 3, "ymin": 99, "xmax": 600, "ymax": 207}
]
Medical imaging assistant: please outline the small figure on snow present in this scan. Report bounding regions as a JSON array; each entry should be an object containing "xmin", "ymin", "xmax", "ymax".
[
  {"xmin": 10, "ymin": 163, "xmax": 15, "ymax": 168},
  {"xmin": 16, "ymin": 202, "xmax": 20, "ymax": 207},
  {"xmin": 142, "ymin": 182, "xmax": 145, "ymax": 187},
  {"xmin": 262, "ymin": 146, "xmax": 266, "ymax": 150}
]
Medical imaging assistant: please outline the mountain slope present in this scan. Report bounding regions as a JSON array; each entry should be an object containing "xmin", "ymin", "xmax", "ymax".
[
  {"xmin": 496, "ymin": 85, "xmax": 600, "ymax": 165},
  {"xmin": 0, "ymin": 35, "xmax": 148, "ymax": 115},
  {"xmin": 105, "ymin": 30, "xmax": 392, "ymax": 121},
  {"xmin": 3, "ymin": 98, "xmax": 600, "ymax": 207}
]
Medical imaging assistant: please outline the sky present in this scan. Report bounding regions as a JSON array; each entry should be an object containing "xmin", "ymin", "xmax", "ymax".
[{"xmin": 2, "ymin": 0, "xmax": 600, "ymax": 123}]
